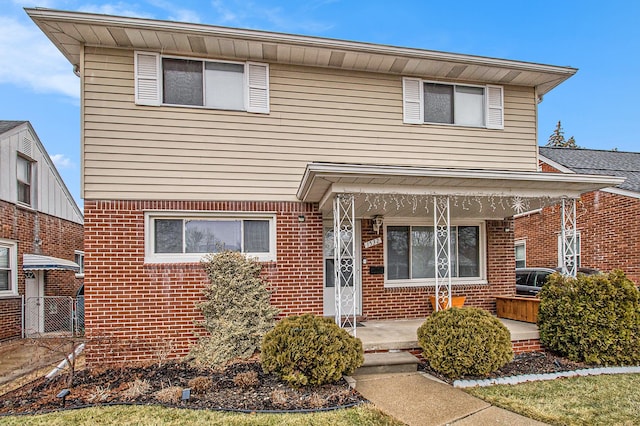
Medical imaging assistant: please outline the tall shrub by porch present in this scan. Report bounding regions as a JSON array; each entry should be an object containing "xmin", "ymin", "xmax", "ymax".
[
  {"xmin": 538, "ymin": 270, "xmax": 640, "ymax": 365},
  {"xmin": 190, "ymin": 251, "xmax": 279, "ymax": 367}
]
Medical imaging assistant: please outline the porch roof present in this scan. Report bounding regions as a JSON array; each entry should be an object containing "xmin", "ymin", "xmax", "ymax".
[{"xmin": 297, "ymin": 163, "xmax": 625, "ymax": 218}]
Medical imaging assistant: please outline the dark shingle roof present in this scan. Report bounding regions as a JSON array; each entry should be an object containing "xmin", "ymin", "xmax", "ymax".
[
  {"xmin": 540, "ymin": 146, "xmax": 640, "ymax": 194},
  {"xmin": 0, "ymin": 120, "xmax": 27, "ymax": 134}
]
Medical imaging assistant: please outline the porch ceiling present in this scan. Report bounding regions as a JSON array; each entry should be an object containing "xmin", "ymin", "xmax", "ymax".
[
  {"xmin": 28, "ymin": 8, "xmax": 575, "ymax": 95},
  {"xmin": 297, "ymin": 163, "xmax": 625, "ymax": 219}
]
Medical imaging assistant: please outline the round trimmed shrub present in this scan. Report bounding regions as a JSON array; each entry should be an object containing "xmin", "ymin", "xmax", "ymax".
[
  {"xmin": 538, "ymin": 269, "xmax": 640, "ymax": 365},
  {"xmin": 261, "ymin": 314, "xmax": 364, "ymax": 387},
  {"xmin": 417, "ymin": 307, "xmax": 513, "ymax": 378}
]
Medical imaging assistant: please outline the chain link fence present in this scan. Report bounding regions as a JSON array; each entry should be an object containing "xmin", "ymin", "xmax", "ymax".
[{"xmin": 24, "ymin": 296, "xmax": 84, "ymax": 338}]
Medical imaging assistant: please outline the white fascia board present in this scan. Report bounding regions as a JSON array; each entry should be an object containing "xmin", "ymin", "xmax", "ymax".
[
  {"xmin": 538, "ymin": 154, "xmax": 575, "ymax": 174},
  {"xmin": 602, "ymin": 187, "xmax": 640, "ymax": 199},
  {"xmin": 26, "ymin": 8, "xmax": 577, "ymax": 77}
]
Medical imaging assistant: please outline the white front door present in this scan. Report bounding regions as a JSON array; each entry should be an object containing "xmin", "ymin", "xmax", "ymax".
[
  {"xmin": 24, "ymin": 271, "xmax": 44, "ymax": 336},
  {"xmin": 323, "ymin": 221, "xmax": 362, "ymax": 317}
]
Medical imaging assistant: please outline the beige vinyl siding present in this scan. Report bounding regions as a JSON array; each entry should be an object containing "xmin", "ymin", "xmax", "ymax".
[{"xmin": 82, "ymin": 47, "xmax": 539, "ymax": 201}]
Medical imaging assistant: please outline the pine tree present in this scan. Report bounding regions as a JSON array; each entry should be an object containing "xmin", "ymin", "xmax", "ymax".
[{"xmin": 546, "ymin": 121, "xmax": 578, "ymax": 148}]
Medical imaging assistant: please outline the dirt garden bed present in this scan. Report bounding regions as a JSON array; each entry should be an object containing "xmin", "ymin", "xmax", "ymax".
[{"xmin": 0, "ymin": 358, "xmax": 364, "ymax": 415}]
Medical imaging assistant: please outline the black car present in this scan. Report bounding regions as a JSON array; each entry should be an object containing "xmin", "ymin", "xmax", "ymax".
[
  {"xmin": 516, "ymin": 267, "xmax": 601, "ymax": 296},
  {"xmin": 515, "ymin": 267, "xmax": 555, "ymax": 296}
]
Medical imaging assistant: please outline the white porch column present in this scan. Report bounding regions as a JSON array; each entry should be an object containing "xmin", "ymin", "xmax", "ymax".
[
  {"xmin": 434, "ymin": 196, "xmax": 452, "ymax": 311},
  {"xmin": 333, "ymin": 193, "xmax": 357, "ymax": 336},
  {"xmin": 561, "ymin": 198, "xmax": 578, "ymax": 277}
]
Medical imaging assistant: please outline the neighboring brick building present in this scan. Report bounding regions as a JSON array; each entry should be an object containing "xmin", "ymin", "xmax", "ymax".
[
  {"xmin": 30, "ymin": 9, "xmax": 622, "ymax": 365},
  {"xmin": 515, "ymin": 147, "xmax": 640, "ymax": 284},
  {"xmin": 0, "ymin": 121, "xmax": 84, "ymax": 341}
]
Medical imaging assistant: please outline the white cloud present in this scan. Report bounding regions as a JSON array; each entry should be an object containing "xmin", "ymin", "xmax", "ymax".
[
  {"xmin": 207, "ymin": 0, "xmax": 333, "ymax": 33},
  {"xmin": 146, "ymin": 0, "xmax": 200, "ymax": 23},
  {"xmin": 0, "ymin": 16, "xmax": 79, "ymax": 98},
  {"xmin": 11, "ymin": 0, "xmax": 57, "ymax": 7},
  {"xmin": 78, "ymin": 3, "xmax": 154, "ymax": 18},
  {"xmin": 50, "ymin": 154, "xmax": 75, "ymax": 169}
]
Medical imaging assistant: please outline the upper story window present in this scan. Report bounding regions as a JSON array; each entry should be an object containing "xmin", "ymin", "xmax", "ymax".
[
  {"xmin": 403, "ymin": 77, "xmax": 503, "ymax": 129},
  {"xmin": 145, "ymin": 212, "xmax": 276, "ymax": 263},
  {"xmin": 0, "ymin": 240, "xmax": 17, "ymax": 297},
  {"xmin": 16, "ymin": 155, "xmax": 33, "ymax": 206},
  {"xmin": 135, "ymin": 51, "xmax": 269, "ymax": 114}
]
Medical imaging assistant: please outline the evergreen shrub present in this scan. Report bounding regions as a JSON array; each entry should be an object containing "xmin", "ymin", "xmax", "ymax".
[
  {"xmin": 417, "ymin": 307, "xmax": 513, "ymax": 378},
  {"xmin": 189, "ymin": 251, "xmax": 279, "ymax": 367},
  {"xmin": 538, "ymin": 270, "xmax": 640, "ymax": 365},
  {"xmin": 261, "ymin": 314, "xmax": 364, "ymax": 387}
]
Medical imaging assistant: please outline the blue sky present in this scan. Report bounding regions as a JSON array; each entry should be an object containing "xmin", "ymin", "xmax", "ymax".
[{"xmin": 1, "ymin": 0, "xmax": 638, "ymax": 206}]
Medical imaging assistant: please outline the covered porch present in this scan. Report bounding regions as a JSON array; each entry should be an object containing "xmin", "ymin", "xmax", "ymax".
[{"xmin": 298, "ymin": 163, "xmax": 624, "ymax": 335}]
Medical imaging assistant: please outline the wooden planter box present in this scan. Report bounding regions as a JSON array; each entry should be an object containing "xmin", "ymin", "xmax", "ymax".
[
  {"xmin": 429, "ymin": 295, "xmax": 466, "ymax": 311},
  {"xmin": 496, "ymin": 296, "xmax": 540, "ymax": 323}
]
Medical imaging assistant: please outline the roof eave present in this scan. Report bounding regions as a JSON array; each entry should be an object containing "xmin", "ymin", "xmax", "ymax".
[{"xmin": 26, "ymin": 8, "xmax": 577, "ymax": 95}]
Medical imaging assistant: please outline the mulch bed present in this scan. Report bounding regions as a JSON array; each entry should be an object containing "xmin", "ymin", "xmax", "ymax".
[
  {"xmin": 419, "ymin": 351, "xmax": 591, "ymax": 384},
  {"xmin": 0, "ymin": 359, "xmax": 364, "ymax": 415},
  {"xmin": 1, "ymin": 352, "xmax": 593, "ymax": 415}
]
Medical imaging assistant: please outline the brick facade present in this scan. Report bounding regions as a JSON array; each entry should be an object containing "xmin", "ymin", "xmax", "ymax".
[
  {"xmin": 0, "ymin": 199, "xmax": 84, "ymax": 341},
  {"xmin": 84, "ymin": 200, "xmax": 517, "ymax": 365},
  {"xmin": 515, "ymin": 162, "xmax": 640, "ymax": 284}
]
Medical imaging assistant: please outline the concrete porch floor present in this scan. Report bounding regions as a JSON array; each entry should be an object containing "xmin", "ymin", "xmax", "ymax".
[{"xmin": 357, "ymin": 317, "xmax": 538, "ymax": 351}]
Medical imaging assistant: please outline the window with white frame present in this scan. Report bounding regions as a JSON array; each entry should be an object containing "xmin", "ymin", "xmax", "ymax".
[
  {"xmin": 515, "ymin": 241, "xmax": 526, "ymax": 268},
  {"xmin": 385, "ymin": 223, "xmax": 484, "ymax": 285},
  {"xmin": 403, "ymin": 78, "xmax": 503, "ymax": 129},
  {"xmin": 0, "ymin": 240, "xmax": 17, "ymax": 296},
  {"xmin": 145, "ymin": 213, "xmax": 276, "ymax": 263},
  {"xmin": 135, "ymin": 51, "xmax": 269, "ymax": 113},
  {"xmin": 17, "ymin": 155, "xmax": 33, "ymax": 206},
  {"xmin": 74, "ymin": 251, "xmax": 85, "ymax": 277},
  {"xmin": 557, "ymin": 232, "xmax": 581, "ymax": 268}
]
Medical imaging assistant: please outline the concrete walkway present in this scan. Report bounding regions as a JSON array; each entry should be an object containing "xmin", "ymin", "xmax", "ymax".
[{"xmin": 353, "ymin": 371, "xmax": 547, "ymax": 426}]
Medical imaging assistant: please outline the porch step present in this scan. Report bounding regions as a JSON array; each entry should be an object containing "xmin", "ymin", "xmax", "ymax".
[{"xmin": 355, "ymin": 351, "xmax": 419, "ymax": 375}]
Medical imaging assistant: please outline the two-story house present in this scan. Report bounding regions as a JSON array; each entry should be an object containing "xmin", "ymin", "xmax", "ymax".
[
  {"xmin": 0, "ymin": 120, "xmax": 84, "ymax": 341},
  {"xmin": 28, "ymin": 8, "xmax": 622, "ymax": 365},
  {"xmin": 515, "ymin": 147, "xmax": 640, "ymax": 284}
]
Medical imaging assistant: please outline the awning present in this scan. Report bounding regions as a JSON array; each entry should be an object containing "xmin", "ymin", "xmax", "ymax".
[
  {"xmin": 22, "ymin": 254, "xmax": 80, "ymax": 272},
  {"xmin": 297, "ymin": 163, "xmax": 626, "ymax": 218}
]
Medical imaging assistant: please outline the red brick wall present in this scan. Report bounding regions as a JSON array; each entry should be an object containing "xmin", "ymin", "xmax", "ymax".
[
  {"xmin": 0, "ymin": 199, "xmax": 84, "ymax": 341},
  {"xmin": 358, "ymin": 218, "xmax": 515, "ymax": 319},
  {"xmin": 515, "ymin": 163, "xmax": 640, "ymax": 284},
  {"xmin": 84, "ymin": 201, "xmax": 518, "ymax": 365},
  {"xmin": 83, "ymin": 200, "xmax": 324, "ymax": 365}
]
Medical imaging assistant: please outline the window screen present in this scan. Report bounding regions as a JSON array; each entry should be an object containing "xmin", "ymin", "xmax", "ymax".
[
  {"xmin": 424, "ymin": 83, "xmax": 453, "ymax": 124},
  {"xmin": 163, "ymin": 58, "xmax": 203, "ymax": 106}
]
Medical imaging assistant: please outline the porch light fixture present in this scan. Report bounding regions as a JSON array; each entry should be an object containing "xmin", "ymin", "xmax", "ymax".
[
  {"xmin": 372, "ymin": 215, "xmax": 384, "ymax": 234},
  {"xmin": 298, "ymin": 215, "xmax": 305, "ymax": 222}
]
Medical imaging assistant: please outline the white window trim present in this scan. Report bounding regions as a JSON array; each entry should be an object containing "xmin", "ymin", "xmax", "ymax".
[
  {"xmin": 557, "ymin": 231, "xmax": 581, "ymax": 268},
  {"xmin": 0, "ymin": 239, "xmax": 18, "ymax": 297},
  {"xmin": 382, "ymin": 218, "xmax": 487, "ymax": 288},
  {"xmin": 16, "ymin": 155, "xmax": 34, "ymax": 208},
  {"xmin": 515, "ymin": 240, "xmax": 526, "ymax": 268},
  {"xmin": 144, "ymin": 211, "xmax": 277, "ymax": 263},
  {"xmin": 135, "ymin": 51, "xmax": 269, "ymax": 114},
  {"xmin": 402, "ymin": 77, "xmax": 504, "ymax": 129},
  {"xmin": 74, "ymin": 250, "xmax": 85, "ymax": 279}
]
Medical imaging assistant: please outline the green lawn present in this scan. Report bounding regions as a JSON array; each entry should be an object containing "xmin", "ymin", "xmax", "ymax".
[
  {"xmin": 466, "ymin": 373, "xmax": 640, "ymax": 425},
  {"xmin": 0, "ymin": 404, "xmax": 403, "ymax": 426}
]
